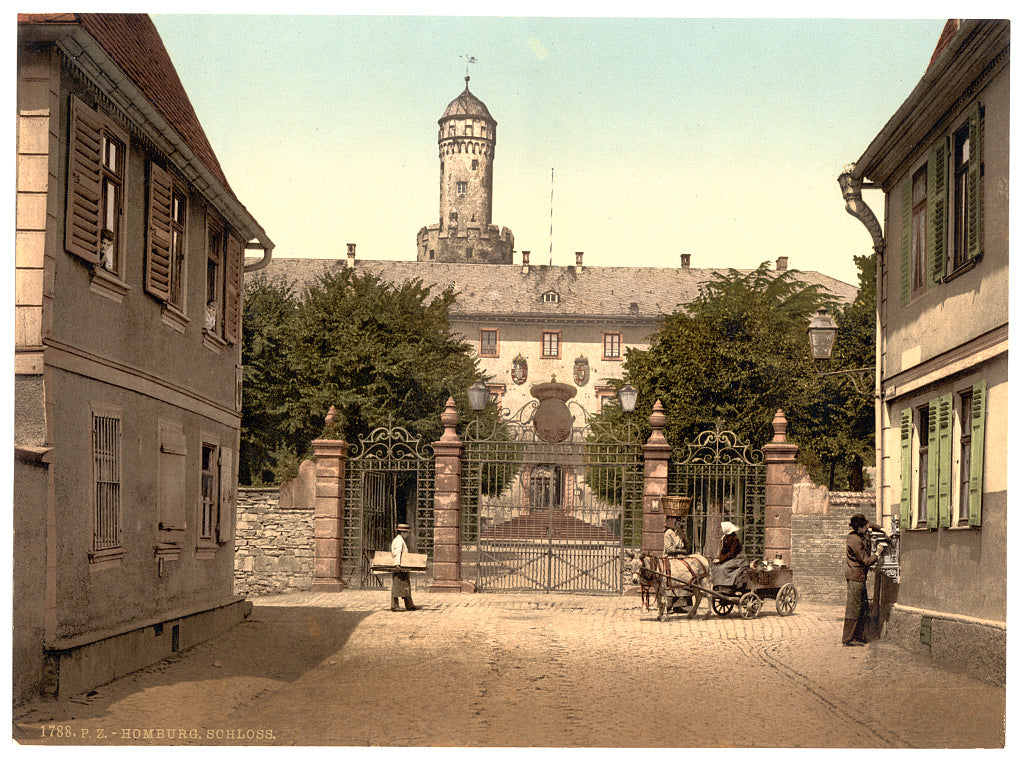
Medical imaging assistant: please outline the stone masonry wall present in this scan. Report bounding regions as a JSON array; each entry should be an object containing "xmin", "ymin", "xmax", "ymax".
[
  {"xmin": 235, "ymin": 487, "xmax": 314, "ymax": 596},
  {"xmin": 791, "ymin": 482, "xmax": 875, "ymax": 606}
]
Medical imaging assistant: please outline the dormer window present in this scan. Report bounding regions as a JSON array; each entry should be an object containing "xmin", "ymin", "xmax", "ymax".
[{"xmin": 543, "ymin": 291, "xmax": 559, "ymax": 304}]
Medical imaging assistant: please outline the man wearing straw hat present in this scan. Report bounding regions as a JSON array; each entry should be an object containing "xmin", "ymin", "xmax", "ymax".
[{"xmin": 390, "ymin": 523, "xmax": 418, "ymax": 612}]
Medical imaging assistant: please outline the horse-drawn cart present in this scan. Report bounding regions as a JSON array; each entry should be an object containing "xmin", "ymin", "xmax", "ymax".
[
  {"xmin": 708, "ymin": 563, "xmax": 798, "ymax": 618},
  {"xmin": 635, "ymin": 554, "xmax": 799, "ymax": 620}
]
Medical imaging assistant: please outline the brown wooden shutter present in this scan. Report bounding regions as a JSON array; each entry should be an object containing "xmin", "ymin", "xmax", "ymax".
[
  {"xmin": 217, "ymin": 446, "xmax": 234, "ymax": 543},
  {"xmin": 65, "ymin": 96, "xmax": 103, "ymax": 264},
  {"xmin": 158, "ymin": 421, "xmax": 187, "ymax": 532},
  {"xmin": 223, "ymin": 234, "xmax": 243, "ymax": 344},
  {"xmin": 145, "ymin": 162, "xmax": 173, "ymax": 300}
]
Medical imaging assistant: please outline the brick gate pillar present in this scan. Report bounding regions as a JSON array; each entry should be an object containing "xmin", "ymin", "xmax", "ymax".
[
  {"xmin": 312, "ymin": 407, "xmax": 347, "ymax": 591},
  {"xmin": 762, "ymin": 409, "xmax": 799, "ymax": 567},
  {"xmin": 430, "ymin": 398, "xmax": 474, "ymax": 593},
  {"xmin": 642, "ymin": 401, "xmax": 672, "ymax": 555}
]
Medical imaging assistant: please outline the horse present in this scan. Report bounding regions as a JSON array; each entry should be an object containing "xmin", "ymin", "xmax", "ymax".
[{"xmin": 632, "ymin": 552, "xmax": 711, "ymax": 621}]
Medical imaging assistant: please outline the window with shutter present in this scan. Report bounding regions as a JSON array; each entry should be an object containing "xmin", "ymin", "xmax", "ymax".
[
  {"xmin": 146, "ymin": 162, "xmax": 173, "ymax": 301},
  {"xmin": 223, "ymin": 234, "xmax": 243, "ymax": 344},
  {"xmin": 66, "ymin": 96, "xmax": 103, "ymax": 264},
  {"xmin": 928, "ymin": 137, "xmax": 949, "ymax": 285},
  {"xmin": 158, "ymin": 420, "xmax": 187, "ymax": 543},
  {"xmin": 966, "ymin": 103, "xmax": 982, "ymax": 260},
  {"xmin": 900, "ymin": 179, "xmax": 912, "ymax": 306},
  {"xmin": 935, "ymin": 393, "xmax": 953, "ymax": 528},
  {"xmin": 969, "ymin": 380, "xmax": 987, "ymax": 526},
  {"xmin": 925, "ymin": 399, "xmax": 940, "ymax": 528},
  {"xmin": 900, "ymin": 408, "xmax": 912, "ymax": 529}
]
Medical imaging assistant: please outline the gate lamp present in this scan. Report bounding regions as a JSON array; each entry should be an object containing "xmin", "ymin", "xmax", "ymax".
[
  {"xmin": 468, "ymin": 380, "xmax": 489, "ymax": 412},
  {"xmin": 618, "ymin": 384, "xmax": 638, "ymax": 414}
]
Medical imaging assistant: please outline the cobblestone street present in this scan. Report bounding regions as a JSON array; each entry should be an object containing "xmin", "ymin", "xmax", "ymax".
[{"xmin": 13, "ymin": 590, "xmax": 1005, "ymax": 748}]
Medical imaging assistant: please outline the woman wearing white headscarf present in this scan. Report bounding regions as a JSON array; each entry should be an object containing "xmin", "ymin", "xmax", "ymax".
[{"xmin": 711, "ymin": 521, "xmax": 749, "ymax": 589}]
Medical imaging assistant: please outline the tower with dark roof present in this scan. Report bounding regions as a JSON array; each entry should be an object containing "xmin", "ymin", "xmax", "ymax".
[{"xmin": 417, "ymin": 77, "xmax": 514, "ymax": 264}]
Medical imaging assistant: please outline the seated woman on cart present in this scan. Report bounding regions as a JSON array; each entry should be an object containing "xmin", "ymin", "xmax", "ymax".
[{"xmin": 711, "ymin": 521, "xmax": 749, "ymax": 591}]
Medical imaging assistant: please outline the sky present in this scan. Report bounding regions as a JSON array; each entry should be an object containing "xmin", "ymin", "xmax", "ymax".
[{"xmin": 144, "ymin": 10, "xmax": 956, "ymax": 287}]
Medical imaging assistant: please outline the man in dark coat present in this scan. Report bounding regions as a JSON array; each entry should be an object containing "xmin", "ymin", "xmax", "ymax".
[{"xmin": 844, "ymin": 513, "xmax": 887, "ymax": 645}]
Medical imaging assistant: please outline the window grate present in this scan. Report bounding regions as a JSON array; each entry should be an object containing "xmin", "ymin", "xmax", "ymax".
[{"xmin": 92, "ymin": 414, "xmax": 121, "ymax": 551}]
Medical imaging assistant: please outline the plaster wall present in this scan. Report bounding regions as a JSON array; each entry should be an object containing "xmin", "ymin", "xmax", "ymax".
[
  {"xmin": 452, "ymin": 318, "xmax": 655, "ymax": 414},
  {"xmin": 880, "ymin": 64, "xmax": 1009, "ymax": 379}
]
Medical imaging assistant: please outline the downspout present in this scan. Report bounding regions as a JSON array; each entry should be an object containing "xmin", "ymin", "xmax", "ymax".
[
  {"xmin": 243, "ymin": 242, "xmax": 274, "ymax": 272},
  {"xmin": 838, "ymin": 165, "xmax": 885, "ymax": 528}
]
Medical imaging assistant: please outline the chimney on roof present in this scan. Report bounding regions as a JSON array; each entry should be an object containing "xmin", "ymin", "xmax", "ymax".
[
  {"xmin": 522, "ymin": 250, "xmax": 530, "ymax": 274},
  {"xmin": 680, "ymin": 253, "xmax": 691, "ymax": 269},
  {"xmin": 776, "ymin": 256, "xmax": 788, "ymax": 271},
  {"xmin": 346, "ymin": 243, "xmax": 356, "ymax": 267},
  {"xmin": 575, "ymin": 251, "xmax": 584, "ymax": 267}
]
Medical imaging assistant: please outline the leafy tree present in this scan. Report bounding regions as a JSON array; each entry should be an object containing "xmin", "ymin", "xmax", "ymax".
[
  {"xmin": 240, "ymin": 269, "xmax": 488, "ymax": 485},
  {"xmin": 591, "ymin": 261, "xmax": 874, "ymax": 489},
  {"xmin": 240, "ymin": 274, "xmax": 300, "ymax": 485}
]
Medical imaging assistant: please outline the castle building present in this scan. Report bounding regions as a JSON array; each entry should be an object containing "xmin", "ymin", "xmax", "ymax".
[
  {"xmin": 253, "ymin": 80, "xmax": 856, "ymax": 416},
  {"xmin": 416, "ymin": 76, "xmax": 514, "ymax": 265}
]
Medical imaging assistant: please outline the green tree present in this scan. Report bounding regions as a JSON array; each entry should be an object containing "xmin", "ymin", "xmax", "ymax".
[
  {"xmin": 240, "ymin": 273, "xmax": 300, "ymax": 485},
  {"xmin": 594, "ymin": 261, "xmax": 873, "ymax": 489},
  {"xmin": 240, "ymin": 269, "xmax": 487, "ymax": 485}
]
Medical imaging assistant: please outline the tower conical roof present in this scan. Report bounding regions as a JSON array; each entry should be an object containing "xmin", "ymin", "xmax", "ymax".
[{"xmin": 440, "ymin": 76, "xmax": 494, "ymax": 122}]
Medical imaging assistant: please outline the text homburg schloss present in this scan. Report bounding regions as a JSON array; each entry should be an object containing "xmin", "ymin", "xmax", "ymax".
[{"xmin": 39, "ymin": 725, "xmax": 275, "ymax": 741}]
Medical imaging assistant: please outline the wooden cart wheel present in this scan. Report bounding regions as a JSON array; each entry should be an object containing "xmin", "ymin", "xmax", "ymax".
[
  {"xmin": 775, "ymin": 583, "xmax": 798, "ymax": 616},
  {"xmin": 711, "ymin": 594, "xmax": 734, "ymax": 616},
  {"xmin": 739, "ymin": 592, "xmax": 762, "ymax": 619}
]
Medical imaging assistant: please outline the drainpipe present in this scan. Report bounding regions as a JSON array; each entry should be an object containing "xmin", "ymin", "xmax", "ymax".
[
  {"xmin": 243, "ymin": 242, "xmax": 274, "ymax": 272},
  {"xmin": 837, "ymin": 165, "xmax": 886, "ymax": 538}
]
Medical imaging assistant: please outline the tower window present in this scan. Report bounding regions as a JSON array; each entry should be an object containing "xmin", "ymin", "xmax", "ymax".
[
  {"xmin": 456, "ymin": 181, "xmax": 468, "ymax": 195},
  {"xmin": 450, "ymin": 212, "xmax": 458, "ymax": 222},
  {"xmin": 472, "ymin": 159, "xmax": 479, "ymax": 170}
]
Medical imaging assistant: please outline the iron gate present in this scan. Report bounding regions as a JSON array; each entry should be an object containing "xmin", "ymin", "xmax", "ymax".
[
  {"xmin": 342, "ymin": 421, "xmax": 434, "ymax": 588},
  {"xmin": 461, "ymin": 401, "xmax": 642, "ymax": 592},
  {"xmin": 668, "ymin": 423, "xmax": 766, "ymax": 562}
]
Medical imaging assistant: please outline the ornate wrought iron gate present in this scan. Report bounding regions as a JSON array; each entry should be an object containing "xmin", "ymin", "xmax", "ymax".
[
  {"xmin": 461, "ymin": 401, "xmax": 642, "ymax": 592},
  {"xmin": 342, "ymin": 422, "xmax": 434, "ymax": 588},
  {"xmin": 668, "ymin": 424, "xmax": 766, "ymax": 562}
]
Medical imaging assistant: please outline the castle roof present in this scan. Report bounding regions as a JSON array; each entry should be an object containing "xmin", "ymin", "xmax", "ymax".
[
  {"xmin": 247, "ymin": 258, "xmax": 858, "ymax": 323},
  {"xmin": 440, "ymin": 77, "xmax": 494, "ymax": 122}
]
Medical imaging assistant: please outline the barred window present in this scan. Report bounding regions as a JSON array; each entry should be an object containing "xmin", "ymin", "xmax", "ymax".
[
  {"xmin": 201, "ymin": 443, "xmax": 220, "ymax": 540},
  {"xmin": 92, "ymin": 410, "xmax": 122, "ymax": 552}
]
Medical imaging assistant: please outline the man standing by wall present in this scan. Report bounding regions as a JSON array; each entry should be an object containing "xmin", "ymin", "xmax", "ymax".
[{"xmin": 844, "ymin": 514, "xmax": 887, "ymax": 645}]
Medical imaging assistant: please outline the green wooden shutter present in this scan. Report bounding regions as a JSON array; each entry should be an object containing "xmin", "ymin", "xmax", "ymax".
[
  {"xmin": 65, "ymin": 96, "xmax": 103, "ymax": 264},
  {"xmin": 926, "ymin": 397, "xmax": 939, "ymax": 528},
  {"xmin": 145, "ymin": 162, "xmax": 173, "ymax": 301},
  {"xmin": 900, "ymin": 179, "xmax": 913, "ymax": 306},
  {"xmin": 969, "ymin": 380, "xmax": 987, "ymax": 526},
  {"xmin": 900, "ymin": 408, "xmax": 912, "ymax": 529},
  {"xmin": 966, "ymin": 102, "xmax": 982, "ymax": 260},
  {"xmin": 928, "ymin": 137, "xmax": 949, "ymax": 284},
  {"xmin": 935, "ymin": 393, "xmax": 953, "ymax": 528}
]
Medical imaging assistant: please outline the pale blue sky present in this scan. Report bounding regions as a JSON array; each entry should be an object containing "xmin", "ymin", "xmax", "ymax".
[{"xmin": 149, "ymin": 13, "xmax": 953, "ymax": 285}]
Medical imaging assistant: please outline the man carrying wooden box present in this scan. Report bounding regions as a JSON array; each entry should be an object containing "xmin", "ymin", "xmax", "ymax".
[{"xmin": 390, "ymin": 524, "xmax": 418, "ymax": 612}]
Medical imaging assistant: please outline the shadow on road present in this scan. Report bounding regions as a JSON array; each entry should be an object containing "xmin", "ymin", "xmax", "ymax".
[{"xmin": 13, "ymin": 606, "xmax": 373, "ymax": 735}]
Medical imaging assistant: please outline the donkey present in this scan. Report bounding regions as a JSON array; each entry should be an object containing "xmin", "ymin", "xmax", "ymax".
[{"xmin": 633, "ymin": 552, "xmax": 711, "ymax": 621}]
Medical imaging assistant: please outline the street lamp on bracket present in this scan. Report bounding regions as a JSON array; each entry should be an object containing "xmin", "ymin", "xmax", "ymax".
[{"xmin": 806, "ymin": 308, "xmax": 874, "ymax": 396}]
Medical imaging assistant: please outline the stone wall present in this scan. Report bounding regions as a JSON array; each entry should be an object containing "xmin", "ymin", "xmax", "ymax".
[
  {"xmin": 791, "ymin": 482, "xmax": 875, "ymax": 606},
  {"xmin": 235, "ymin": 487, "xmax": 314, "ymax": 596}
]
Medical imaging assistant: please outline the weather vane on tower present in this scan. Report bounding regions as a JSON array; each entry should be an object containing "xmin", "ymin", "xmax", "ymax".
[{"xmin": 461, "ymin": 54, "xmax": 477, "ymax": 78}]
